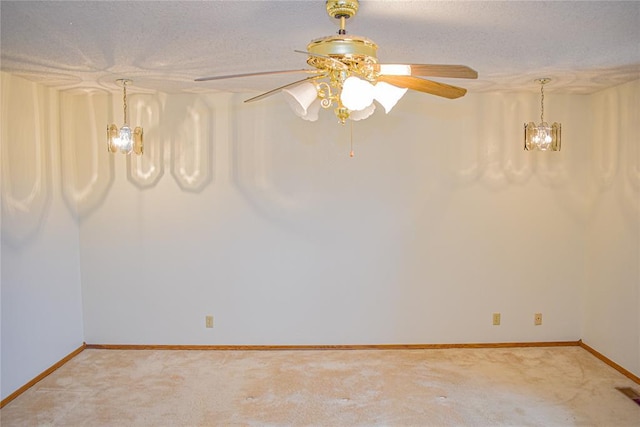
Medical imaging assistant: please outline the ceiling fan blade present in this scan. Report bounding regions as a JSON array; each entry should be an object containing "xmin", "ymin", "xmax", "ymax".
[
  {"xmin": 376, "ymin": 64, "xmax": 478, "ymax": 79},
  {"xmin": 195, "ymin": 69, "xmax": 319, "ymax": 82},
  {"xmin": 244, "ymin": 75, "xmax": 326, "ymax": 103},
  {"xmin": 294, "ymin": 50, "xmax": 348, "ymax": 70},
  {"xmin": 377, "ymin": 75, "xmax": 467, "ymax": 99}
]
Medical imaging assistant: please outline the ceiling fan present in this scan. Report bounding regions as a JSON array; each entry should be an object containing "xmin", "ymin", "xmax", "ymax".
[{"xmin": 196, "ymin": 0, "xmax": 478, "ymax": 123}]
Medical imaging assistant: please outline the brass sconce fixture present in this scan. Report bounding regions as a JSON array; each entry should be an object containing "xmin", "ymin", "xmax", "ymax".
[
  {"xmin": 524, "ymin": 78, "xmax": 561, "ymax": 151},
  {"xmin": 107, "ymin": 79, "xmax": 143, "ymax": 155}
]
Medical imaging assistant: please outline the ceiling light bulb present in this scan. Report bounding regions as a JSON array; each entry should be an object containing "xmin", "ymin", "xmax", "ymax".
[
  {"xmin": 378, "ymin": 64, "xmax": 411, "ymax": 75},
  {"xmin": 117, "ymin": 125, "xmax": 133, "ymax": 154},
  {"xmin": 533, "ymin": 123, "xmax": 552, "ymax": 150},
  {"xmin": 341, "ymin": 76, "xmax": 374, "ymax": 111},
  {"xmin": 374, "ymin": 82, "xmax": 408, "ymax": 113}
]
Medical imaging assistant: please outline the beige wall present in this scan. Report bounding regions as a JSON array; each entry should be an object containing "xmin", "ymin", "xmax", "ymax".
[
  {"xmin": 583, "ymin": 80, "xmax": 639, "ymax": 376},
  {"xmin": 1, "ymin": 73, "xmax": 85, "ymax": 399},
  {"xmin": 2, "ymin": 72, "xmax": 638, "ymax": 399}
]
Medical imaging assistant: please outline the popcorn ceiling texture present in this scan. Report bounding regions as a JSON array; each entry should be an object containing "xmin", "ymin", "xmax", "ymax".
[
  {"xmin": 1, "ymin": 347, "xmax": 639, "ymax": 425},
  {"xmin": 0, "ymin": 1, "xmax": 638, "ymax": 94}
]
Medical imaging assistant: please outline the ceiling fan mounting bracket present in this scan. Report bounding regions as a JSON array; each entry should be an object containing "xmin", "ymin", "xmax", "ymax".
[{"xmin": 326, "ymin": 0, "xmax": 359, "ymax": 20}]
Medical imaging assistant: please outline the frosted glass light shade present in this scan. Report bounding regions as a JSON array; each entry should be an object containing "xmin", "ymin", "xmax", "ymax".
[
  {"xmin": 374, "ymin": 82, "xmax": 408, "ymax": 113},
  {"xmin": 283, "ymin": 82, "xmax": 319, "ymax": 117},
  {"xmin": 341, "ymin": 76, "xmax": 374, "ymax": 111},
  {"xmin": 349, "ymin": 103, "xmax": 376, "ymax": 121},
  {"xmin": 524, "ymin": 121, "xmax": 561, "ymax": 151},
  {"xmin": 300, "ymin": 98, "xmax": 322, "ymax": 122}
]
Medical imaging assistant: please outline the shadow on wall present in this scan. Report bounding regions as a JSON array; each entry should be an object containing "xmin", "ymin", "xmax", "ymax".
[
  {"xmin": 228, "ymin": 93, "xmax": 457, "ymax": 236},
  {"xmin": 589, "ymin": 83, "xmax": 639, "ymax": 224},
  {"xmin": 2, "ymin": 75, "xmax": 638, "ymax": 245},
  {"xmin": 229, "ymin": 92, "xmax": 584, "ymax": 232},
  {"xmin": 60, "ymin": 90, "xmax": 215, "ymax": 210},
  {"xmin": 1, "ymin": 76, "xmax": 218, "ymax": 247},
  {"xmin": 453, "ymin": 93, "xmax": 567, "ymax": 189},
  {"xmin": 449, "ymin": 92, "xmax": 591, "ymax": 223},
  {"xmin": 162, "ymin": 95, "xmax": 214, "ymax": 193},
  {"xmin": 228, "ymin": 84, "xmax": 639, "ymax": 234},
  {"xmin": 1, "ymin": 75, "xmax": 52, "ymax": 247},
  {"xmin": 59, "ymin": 87, "xmax": 115, "ymax": 220}
]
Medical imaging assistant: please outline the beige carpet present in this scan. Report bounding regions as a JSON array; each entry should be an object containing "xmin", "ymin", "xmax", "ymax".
[{"xmin": 1, "ymin": 346, "xmax": 638, "ymax": 426}]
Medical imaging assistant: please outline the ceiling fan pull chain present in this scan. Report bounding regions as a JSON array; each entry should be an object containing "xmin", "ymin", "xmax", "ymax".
[{"xmin": 349, "ymin": 120, "xmax": 355, "ymax": 157}]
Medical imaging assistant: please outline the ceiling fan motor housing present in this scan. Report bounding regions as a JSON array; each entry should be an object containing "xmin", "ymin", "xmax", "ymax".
[
  {"xmin": 306, "ymin": 35, "xmax": 379, "ymax": 81},
  {"xmin": 307, "ymin": 35, "xmax": 378, "ymax": 62}
]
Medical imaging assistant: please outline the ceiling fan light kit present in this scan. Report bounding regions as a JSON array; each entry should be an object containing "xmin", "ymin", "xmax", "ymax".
[
  {"xmin": 524, "ymin": 78, "xmax": 561, "ymax": 151},
  {"xmin": 194, "ymin": 1, "xmax": 564, "ymax": 153},
  {"xmin": 195, "ymin": 0, "xmax": 478, "ymax": 125}
]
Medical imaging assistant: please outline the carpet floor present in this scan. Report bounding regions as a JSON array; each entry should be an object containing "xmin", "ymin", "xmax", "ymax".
[{"xmin": 1, "ymin": 346, "xmax": 638, "ymax": 426}]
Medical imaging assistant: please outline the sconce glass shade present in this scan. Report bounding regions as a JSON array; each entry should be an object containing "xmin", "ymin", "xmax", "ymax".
[
  {"xmin": 524, "ymin": 121, "xmax": 561, "ymax": 151},
  {"xmin": 133, "ymin": 127, "xmax": 144, "ymax": 154},
  {"xmin": 107, "ymin": 124, "xmax": 120, "ymax": 153},
  {"xmin": 283, "ymin": 82, "xmax": 319, "ymax": 118},
  {"xmin": 340, "ymin": 76, "xmax": 375, "ymax": 111},
  {"xmin": 374, "ymin": 82, "xmax": 408, "ymax": 113}
]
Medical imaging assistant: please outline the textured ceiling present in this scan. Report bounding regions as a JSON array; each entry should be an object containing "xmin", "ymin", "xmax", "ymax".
[{"xmin": 1, "ymin": 1, "xmax": 639, "ymax": 95}]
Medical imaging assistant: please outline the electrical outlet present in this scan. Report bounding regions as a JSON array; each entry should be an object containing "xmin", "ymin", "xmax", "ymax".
[
  {"xmin": 534, "ymin": 313, "xmax": 542, "ymax": 326},
  {"xmin": 492, "ymin": 313, "xmax": 501, "ymax": 326},
  {"xmin": 205, "ymin": 315, "xmax": 214, "ymax": 328}
]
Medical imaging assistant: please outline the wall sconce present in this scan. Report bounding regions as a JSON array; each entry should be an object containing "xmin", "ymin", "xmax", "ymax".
[
  {"xmin": 107, "ymin": 79, "xmax": 143, "ymax": 155},
  {"xmin": 524, "ymin": 78, "xmax": 561, "ymax": 151}
]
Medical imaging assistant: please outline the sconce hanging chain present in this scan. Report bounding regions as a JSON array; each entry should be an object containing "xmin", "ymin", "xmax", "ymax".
[
  {"xmin": 540, "ymin": 82, "xmax": 545, "ymax": 123},
  {"xmin": 122, "ymin": 81, "xmax": 128, "ymax": 125}
]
